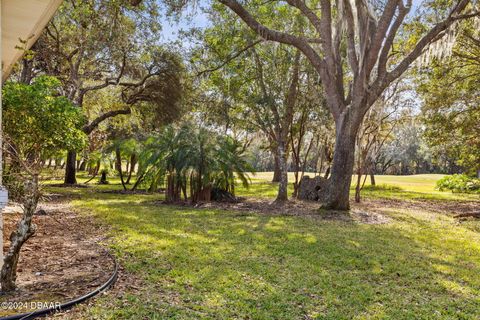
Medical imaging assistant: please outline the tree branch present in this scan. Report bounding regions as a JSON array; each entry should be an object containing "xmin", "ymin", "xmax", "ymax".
[
  {"xmin": 380, "ymin": 0, "xmax": 474, "ymax": 99},
  {"xmin": 285, "ymin": 0, "xmax": 323, "ymax": 36},
  {"xmin": 365, "ymin": 0, "xmax": 400, "ymax": 74},
  {"xmin": 196, "ymin": 39, "xmax": 264, "ymax": 77},
  {"xmin": 377, "ymin": 0, "xmax": 411, "ymax": 77},
  {"xmin": 83, "ymin": 107, "xmax": 132, "ymax": 134}
]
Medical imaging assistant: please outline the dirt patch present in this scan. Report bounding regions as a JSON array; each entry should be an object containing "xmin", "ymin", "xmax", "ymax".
[
  {"xmin": 360, "ymin": 198, "xmax": 480, "ymax": 218},
  {"xmin": 45, "ymin": 183, "xmax": 90, "ymax": 188},
  {"xmin": 153, "ymin": 198, "xmax": 391, "ymax": 225},
  {"xmin": 0, "ymin": 200, "xmax": 114, "ymax": 317},
  {"xmin": 99, "ymin": 189, "xmax": 159, "ymax": 195}
]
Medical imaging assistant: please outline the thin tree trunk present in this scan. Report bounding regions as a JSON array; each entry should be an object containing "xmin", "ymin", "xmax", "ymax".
[
  {"xmin": 291, "ymin": 144, "xmax": 300, "ymax": 198},
  {"xmin": 115, "ymin": 147, "xmax": 127, "ymax": 190},
  {"xmin": 125, "ymin": 154, "xmax": 137, "ymax": 184},
  {"xmin": 131, "ymin": 172, "xmax": 144, "ymax": 191},
  {"xmin": 79, "ymin": 160, "xmax": 87, "ymax": 171},
  {"xmin": 182, "ymin": 179, "xmax": 187, "ymax": 201},
  {"xmin": 272, "ymin": 153, "xmax": 281, "ymax": 182},
  {"xmin": 370, "ymin": 174, "xmax": 376, "ymax": 186},
  {"xmin": 166, "ymin": 174, "xmax": 174, "ymax": 202},
  {"xmin": 324, "ymin": 167, "xmax": 331, "ymax": 179},
  {"xmin": 355, "ymin": 173, "xmax": 362, "ymax": 203},
  {"xmin": 99, "ymin": 171, "xmax": 108, "ymax": 184},
  {"xmin": 275, "ymin": 139, "xmax": 288, "ymax": 202},
  {"xmin": 1, "ymin": 175, "xmax": 40, "ymax": 292},
  {"xmin": 64, "ymin": 151, "xmax": 77, "ymax": 184},
  {"xmin": 317, "ymin": 149, "xmax": 324, "ymax": 177},
  {"xmin": 84, "ymin": 170, "xmax": 99, "ymax": 184}
]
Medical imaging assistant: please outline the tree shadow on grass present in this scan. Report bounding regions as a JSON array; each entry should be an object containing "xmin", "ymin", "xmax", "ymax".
[{"xmin": 80, "ymin": 197, "xmax": 480, "ymax": 320}]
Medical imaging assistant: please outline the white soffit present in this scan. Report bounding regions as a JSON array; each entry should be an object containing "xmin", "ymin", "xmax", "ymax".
[{"xmin": 2, "ymin": 0, "xmax": 63, "ymax": 81}]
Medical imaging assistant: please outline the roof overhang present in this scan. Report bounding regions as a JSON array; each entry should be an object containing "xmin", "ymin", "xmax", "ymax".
[{"xmin": 2, "ymin": 0, "xmax": 63, "ymax": 81}]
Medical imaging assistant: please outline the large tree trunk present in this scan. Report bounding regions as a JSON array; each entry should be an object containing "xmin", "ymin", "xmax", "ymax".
[
  {"xmin": 64, "ymin": 151, "xmax": 77, "ymax": 184},
  {"xmin": 275, "ymin": 139, "xmax": 288, "ymax": 202},
  {"xmin": 1, "ymin": 175, "xmax": 39, "ymax": 292},
  {"xmin": 321, "ymin": 113, "xmax": 359, "ymax": 210}
]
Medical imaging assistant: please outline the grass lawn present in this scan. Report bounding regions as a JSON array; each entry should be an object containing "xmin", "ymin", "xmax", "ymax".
[
  {"xmin": 44, "ymin": 173, "xmax": 480, "ymax": 319},
  {"xmin": 241, "ymin": 173, "xmax": 478, "ymax": 201}
]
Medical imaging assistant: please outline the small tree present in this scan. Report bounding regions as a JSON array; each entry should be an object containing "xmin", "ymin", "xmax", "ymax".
[
  {"xmin": 1, "ymin": 76, "xmax": 86, "ymax": 292},
  {"xmin": 134, "ymin": 124, "xmax": 252, "ymax": 201}
]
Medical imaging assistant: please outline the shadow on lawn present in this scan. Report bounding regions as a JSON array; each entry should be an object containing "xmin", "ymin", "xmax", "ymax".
[{"xmin": 77, "ymin": 194, "xmax": 480, "ymax": 319}]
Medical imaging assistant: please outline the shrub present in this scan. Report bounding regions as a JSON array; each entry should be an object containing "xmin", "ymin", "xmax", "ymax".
[
  {"xmin": 436, "ymin": 174, "xmax": 480, "ymax": 194},
  {"xmin": 362, "ymin": 184, "xmax": 403, "ymax": 192}
]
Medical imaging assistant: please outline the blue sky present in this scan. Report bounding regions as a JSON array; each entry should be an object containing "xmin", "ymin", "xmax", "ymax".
[
  {"xmin": 158, "ymin": 0, "xmax": 426, "ymax": 43},
  {"xmin": 159, "ymin": 1, "xmax": 211, "ymax": 43}
]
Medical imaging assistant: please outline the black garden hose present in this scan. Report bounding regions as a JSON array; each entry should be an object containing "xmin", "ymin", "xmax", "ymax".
[{"xmin": 0, "ymin": 251, "xmax": 118, "ymax": 320}]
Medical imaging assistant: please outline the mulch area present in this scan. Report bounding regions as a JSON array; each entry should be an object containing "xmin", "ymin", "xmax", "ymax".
[
  {"xmin": 358, "ymin": 198, "xmax": 480, "ymax": 218},
  {"xmin": 0, "ymin": 199, "xmax": 115, "ymax": 317},
  {"xmin": 153, "ymin": 195, "xmax": 479, "ymax": 225}
]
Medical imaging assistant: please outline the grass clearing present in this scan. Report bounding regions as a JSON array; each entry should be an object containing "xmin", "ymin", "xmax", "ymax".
[
  {"xmin": 41, "ymin": 173, "xmax": 480, "ymax": 319},
  {"xmin": 241, "ymin": 173, "xmax": 479, "ymax": 201}
]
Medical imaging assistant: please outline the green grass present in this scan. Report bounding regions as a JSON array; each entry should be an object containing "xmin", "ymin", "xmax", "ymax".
[
  {"xmin": 40, "ymin": 173, "xmax": 480, "ymax": 319},
  {"xmin": 239, "ymin": 173, "xmax": 479, "ymax": 201}
]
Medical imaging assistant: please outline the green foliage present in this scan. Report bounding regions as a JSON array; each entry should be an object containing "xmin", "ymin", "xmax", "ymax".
[
  {"xmin": 362, "ymin": 184, "xmax": 403, "ymax": 192},
  {"xmin": 135, "ymin": 124, "xmax": 253, "ymax": 198},
  {"xmin": 2, "ymin": 76, "xmax": 87, "ymax": 162},
  {"xmin": 436, "ymin": 174, "xmax": 480, "ymax": 194},
  {"xmin": 417, "ymin": 24, "xmax": 480, "ymax": 176}
]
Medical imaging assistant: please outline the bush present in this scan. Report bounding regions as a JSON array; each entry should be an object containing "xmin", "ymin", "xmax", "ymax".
[
  {"xmin": 362, "ymin": 184, "xmax": 403, "ymax": 192},
  {"xmin": 436, "ymin": 174, "xmax": 480, "ymax": 194}
]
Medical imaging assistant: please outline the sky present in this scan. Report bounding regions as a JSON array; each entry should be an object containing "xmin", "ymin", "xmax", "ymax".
[
  {"xmin": 158, "ymin": 1, "xmax": 211, "ymax": 43},
  {"xmin": 158, "ymin": 0, "xmax": 426, "ymax": 43}
]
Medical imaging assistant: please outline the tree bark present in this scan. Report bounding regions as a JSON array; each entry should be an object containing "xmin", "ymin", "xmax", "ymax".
[
  {"xmin": 370, "ymin": 174, "xmax": 376, "ymax": 186},
  {"xmin": 321, "ymin": 112, "xmax": 360, "ymax": 210},
  {"xmin": 354, "ymin": 173, "xmax": 362, "ymax": 203},
  {"xmin": 324, "ymin": 166, "xmax": 331, "ymax": 179},
  {"xmin": 1, "ymin": 175, "xmax": 39, "ymax": 292},
  {"xmin": 131, "ymin": 173, "xmax": 144, "ymax": 191},
  {"xmin": 79, "ymin": 160, "xmax": 87, "ymax": 171},
  {"xmin": 275, "ymin": 139, "xmax": 288, "ymax": 202},
  {"xmin": 99, "ymin": 171, "xmax": 108, "ymax": 184},
  {"xmin": 115, "ymin": 147, "xmax": 127, "ymax": 190},
  {"xmin": 125, "ymin": 154, "xmax": 137, "ymax": 184},
  {"xmin": 272, "ymin": 153, "xmax": 281, "ymax": 182},
  {"xmin": 64, "ymin": 151, "xmax": 77, "ymax": 184}
]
